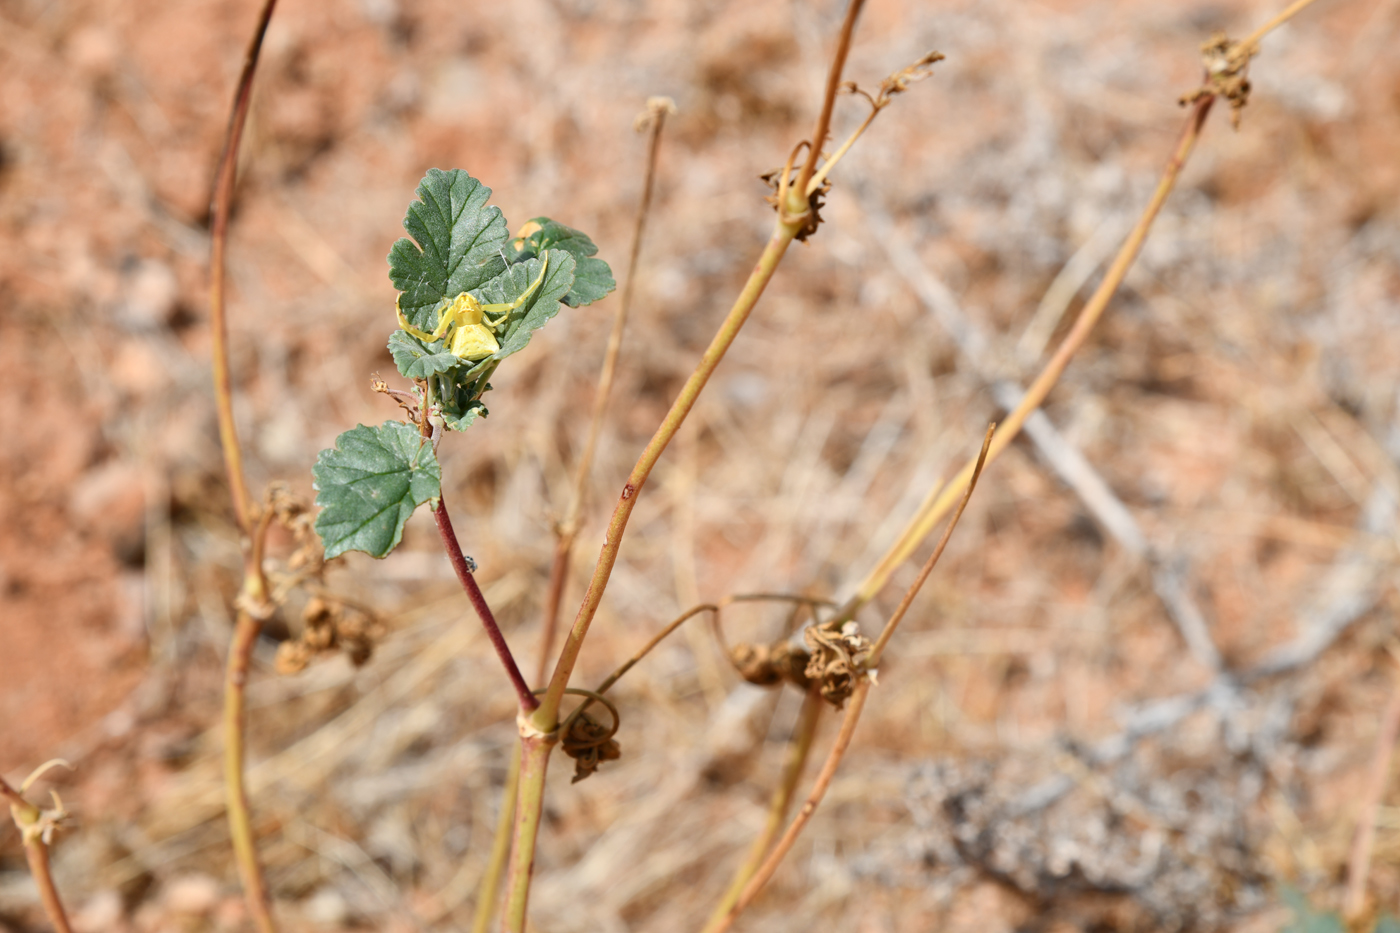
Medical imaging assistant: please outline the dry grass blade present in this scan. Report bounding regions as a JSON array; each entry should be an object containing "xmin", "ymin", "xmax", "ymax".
[{"xmin": 1345, "ymin": 655, "xmax": 1400, "ymax": 920}]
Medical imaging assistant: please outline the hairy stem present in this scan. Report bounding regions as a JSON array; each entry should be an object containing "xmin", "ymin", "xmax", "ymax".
[
  {"xmin": 847, "ymin": 95, "xmax": 1216, "ymax": 615},
  {"xmin": 433, "ymin": 496, "xmax": 539, "ymax": 713},
  {"xmin": 701, "ymin": 685, "xmax": 823, "ymax": 933},
  {"xmin": 224, "ymin": 611, "xmax": 276, "ymax": 933}
]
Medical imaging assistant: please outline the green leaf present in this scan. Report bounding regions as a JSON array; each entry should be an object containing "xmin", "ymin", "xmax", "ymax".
[
  {"xmin": 1279, "ymin": 886, "xmax": 1344, "ymax": 933},
  {"xmin": 517, "ymin": 217, "xmax": 615, "ymax": 307},
  {"xmin": 1374, "ymin": 916, "xmax": 1400, "ymax": 933},
  {"xmin": 389, "ymin": 169, "xmax": 510, "ymax": 331},
  {"xmin": 480, "ymin": 250, "xmax": 577, "ymax": 361},
  {"xmin": 388, "ymin": 329, "xmax": 459, "ymax": 380},
  {"xmin": 313, "ymin": 422, "xmax": 442, "ymax": 559},
  {"xmin": 442, "ymin": 402, "xmax": 486, "ymax": 432}
]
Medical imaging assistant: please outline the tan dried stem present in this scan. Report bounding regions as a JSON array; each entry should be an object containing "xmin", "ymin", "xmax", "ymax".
[
  {"xmin": 805, "ymin": 50, "xmax": 943, "ymax": 196},
  {"xmin": 208, "ymin": 0, "xmax": 279, "ymax": 930},
  {"xmin": 700, "ymin": 684, "xmax": 824, "ymax": 933},
  {"xmin": 469, "ymin": 102, "xmax": 674, "ymax": 930},
  {"xmin": 3, "ymin": 774, "xmax": 74, "ymax": 933},
  {"xmin": 848, "ymin": 93, "xmax": 1217, "ymax": 615},
  {"xmin": 537, "ymin": 95, "xmax": 674, "ymax": 684},
  {"xmin": 792, "ymin": 0, "xmax": 868, "ymax": 202},
  {"xmin": 711, "ymin": 679, "xmax": 870, "ymax": 933},
  {"xmin": 509, "ymin": 7, "xmax": 887, "ymax": 926},
  {"xmin": 1179, "ymin": 0, "xmax": 1325, "ymax": 127},
  {"xmin": 710, "ymin": 426, "xmax": 992, "ymax": 932},
  {"xmin": 849, "ymin": 0, "xmax": 1325, "ymax": 614}
]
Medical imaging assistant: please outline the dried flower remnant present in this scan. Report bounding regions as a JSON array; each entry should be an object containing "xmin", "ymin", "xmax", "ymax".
[
  {"xmin": 729, "ymin": 640, "xmax": 814, "ymax": 689},
  {"xmin": 804, "ymin": 621, "xmax": 872, "ymax": 708},
  {"xmin": 274, "ymin": 596, "xmax": 385, "ymax": 674},
  {"xmin": 557, "ymin": 691, "xmax": 622, "ymax": 783},
  {"xmin": 562, "ymin": 712, "xmax": 622, "ymax": 783},
  {"xmin": 842, "ymin": 49, "xmax": 946, "ymax": 111},
  {"xmin": 1180, "ymin": 34, "xmax": 1254, "ymax": 128}
]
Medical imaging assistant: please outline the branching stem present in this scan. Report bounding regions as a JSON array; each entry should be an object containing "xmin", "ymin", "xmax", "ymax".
[
  {"xmin": 208, "ymin": 1, "xmax": 278, "ymax": 929},
  {"xmin": 532, "ymin": 215, "xmax": 801, "ymax": 733},
  {"xmin": 3, "ymin": 777, "xmax": 73, "ymax": 933},
  {"xmin": 793, "ymin": 0, "xmax": 868, "ymax": 202},
  {"xmin": 712, "ymin": 429, "xmax": 990, "ymax": 932}
]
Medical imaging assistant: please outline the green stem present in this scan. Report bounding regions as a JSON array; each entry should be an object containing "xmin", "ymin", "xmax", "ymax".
[
  {"xmin": 701, "ymin": 685, "xmax": 823, "ymax": 933},
  {"xmin": 470, "ymin": 746, "xmax": 521, "ymax": 933},
  {"xmin": 502, "ymin": 731, "xmax": 556, "ymax": 932}
]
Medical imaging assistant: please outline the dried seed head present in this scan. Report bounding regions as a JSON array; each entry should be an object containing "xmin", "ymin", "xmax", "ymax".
[
  {"xmin": 562, "ymin": 710, "xmax": 623, "ymax": 784},
  {"xmin": 730, "ymin": 640, "xmax": 814, "ymax": 690},
  {"xmin": 275, "ymin": 640, "xmax": 312, "ymax": 675},
  {"xmin": 804, "ymin": 621, "xmax": 872, "ymax": 708},
  {"xmin": 1180, "ymin": 33, "xmax": 1254, "ymax": 129}
]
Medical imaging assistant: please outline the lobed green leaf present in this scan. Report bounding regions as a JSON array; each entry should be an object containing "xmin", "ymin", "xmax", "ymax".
[
  {"xmin": 313, "ymin": 421, "xmax": 442, "ymax": 559},
  {"xmin": 515, "ymin": 217, "xmax": 616, "ymax": 307},
  {"xmin": 388, "ymin": 329, "xmax": 459, "ymax": 380},
  {"xmin": 389, "ymin": 169, "xmax": 510, "ymax": 331},
  {"xmin": 481, "ymin": 249, "xmax": 577, "ymax": 360}
]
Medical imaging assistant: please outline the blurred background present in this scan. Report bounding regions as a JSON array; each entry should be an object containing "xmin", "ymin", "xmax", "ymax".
[{"xmin": 2, "ymin": 0, "xmax": 1399, "ymax": 928}]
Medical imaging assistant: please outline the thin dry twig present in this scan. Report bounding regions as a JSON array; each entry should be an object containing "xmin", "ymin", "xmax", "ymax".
[
  {"xmin": 1345, "ymin": 655, "xmax": 1400, "ymax": 920},
  {"xmin": 712, "ymin": 427, "xmax": 993, "ymax": 932},
  {"xmin": 792, "ymin": 0, "xmax": 868, "ymax": 203},
  {"xmin": 537, "ymin": 96, "xmax": 675, "ymax": 683},
  {"xmin": 207, "ymin": 1, "xmax": 280, "ymax": 929},
  {"xmin": 863, "ymin": 196, "xmax": 1223, "ymax": 672},
  {"xmin": 847, "ymin": 92, "xmax": 1218, "ymax": 617},
  {"xmin": 700, "ymin": 685, "xmax": 824, "ymax": 933}
]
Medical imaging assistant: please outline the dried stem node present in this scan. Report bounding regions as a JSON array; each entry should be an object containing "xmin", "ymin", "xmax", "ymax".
[{"xmin": 1180, "ymin": 33, "xmax": 1254, "ymax": 128}]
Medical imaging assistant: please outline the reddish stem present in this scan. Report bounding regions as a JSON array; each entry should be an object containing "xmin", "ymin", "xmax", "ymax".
[{"xmin": 433, "ymin": 496, "xmax": 539, "ymax": 712}]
